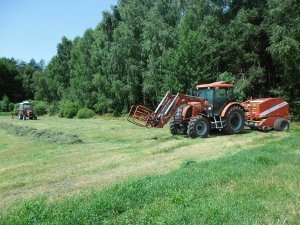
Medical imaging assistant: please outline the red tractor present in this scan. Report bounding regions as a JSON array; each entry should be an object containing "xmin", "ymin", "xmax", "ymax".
[
  {"xmin": 17, "ymin": 101, "xmax": 37, "ymax": 120},
  {"xmin": 128, "ymin": 82, "xmax": 245, "ymax": 138},
  {"xmin": 128, "ymin": 82, "xmax": 289, "ymax": 137}
]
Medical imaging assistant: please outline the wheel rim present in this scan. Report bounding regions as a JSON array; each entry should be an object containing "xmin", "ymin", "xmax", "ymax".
[
  {"xmin": 229, "ymin": 112, "xmax": 242, "ymax": 130},
  {"xmin": 196, "ymin": 121, "xmax": 207, "ymax": 136},
  {"xmin": 280, "ymin": 121, "xmax": 289, "ymax": 130}
]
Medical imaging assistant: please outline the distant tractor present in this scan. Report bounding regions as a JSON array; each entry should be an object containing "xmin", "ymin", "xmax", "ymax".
[
  {"xmin": 17, "ymin": 101, "xmax": 37, "ymax": 120},
  {"xmin": 128, "ymin": 82, "xmax": 289, "ymax": 137}
]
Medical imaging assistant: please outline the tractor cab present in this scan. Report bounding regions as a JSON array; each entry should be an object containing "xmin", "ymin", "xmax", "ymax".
[
  {"xmin": 18, "ymin": 101, "xmax": 37, "ymax": 120},
  {"xmin": 19, "ymin": 101, "xmax": 33, "ymax": 111},
  {"xmin": 196, "ymin": 82, "xmax": 235, "ymax": 117}
]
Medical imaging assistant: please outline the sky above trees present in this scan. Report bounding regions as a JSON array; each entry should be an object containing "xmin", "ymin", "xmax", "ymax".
[{"xmin": 0, "ymin": 0, "xmax": 117, "ymax": 63}]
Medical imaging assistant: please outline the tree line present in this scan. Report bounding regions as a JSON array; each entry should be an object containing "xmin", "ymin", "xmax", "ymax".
[{"xmin": 1, "ymin": 0, "xmax": 299, "ymax": 119}]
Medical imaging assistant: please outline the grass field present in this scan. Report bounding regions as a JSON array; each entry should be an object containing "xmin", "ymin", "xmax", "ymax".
[{"xmin": 0, "ymin": 115, "xmax": 299, "ymax": 224}]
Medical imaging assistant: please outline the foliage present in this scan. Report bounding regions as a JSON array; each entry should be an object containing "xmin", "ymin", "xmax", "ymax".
[
  {"xmin": 46, "ymin": 103, "xmax": 58, "ymax": 116},
  {"xmin": 0, "ymin": 95, "xmax": 10, "ymax": 112},
  {"xmin": 32, "ymin": 101, "xmax": 48, "ymax": 116},
  {"xmin": 8, "ymin": 103, "xmax": 15, "ymax": 112},
  {"xmin": 77, "ymin": 108, "xmax": 96, "ymax": 119},
  {"xmin": 59, "ymin": 101, "xmax": 80, "ymax": 118},
  {"xmin": 0, "ymin": 0, "xmax": 299, "ymax": 119}
]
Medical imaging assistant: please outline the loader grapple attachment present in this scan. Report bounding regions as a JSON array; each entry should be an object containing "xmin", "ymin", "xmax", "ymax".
[
  {"xmin": 127, "ymin": 105, "xmax": 153, "ymax": 127},
  {"xmin": 128, "ymin": 91, "xmax": 203, "ymax": 128}
]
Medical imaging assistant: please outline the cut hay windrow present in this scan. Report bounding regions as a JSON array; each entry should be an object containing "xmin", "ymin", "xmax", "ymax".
[{"xmin": 0, "ymin": 123, "xmax": 82, "ymax": 144}]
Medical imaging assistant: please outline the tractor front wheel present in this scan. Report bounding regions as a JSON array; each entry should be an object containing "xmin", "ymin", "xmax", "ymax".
[
  {"xmin": 223, "ymin": 105, "xmax": 244, "ymax": 135},
  {"xmin": 187, "ymin": 116, "xmax": 210, "ymax": 138},
  {"xmin": 170, "ymin": 117, "xmax": 187, "ymax": 135}
]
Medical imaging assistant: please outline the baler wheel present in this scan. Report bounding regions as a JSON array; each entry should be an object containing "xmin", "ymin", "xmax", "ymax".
[
  {"xmin": 223, "ymin": 105, "xmax": 244, "ymax": 134},
  {"xmin": 187, "ymin": 115, "xmax": 210, "ymax": 138},
  {"xmin": 274, "ymin": 118, "xmax": 289, "ymax": 131}
]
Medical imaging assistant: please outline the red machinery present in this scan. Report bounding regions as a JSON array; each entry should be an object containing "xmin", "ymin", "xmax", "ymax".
[
  {"xmin": 128, "ymin": 92, "xmax": 204, "ymax": 128},
  {"xmin": 128, "ymin": 82, "xmax": 245, "ymax": 138},
  {"xmin": 128, "ymin": 82, "xmax": 290, "ymax": 138},
  {"xmin": 241, "ymin": 98, "xmax": 289, "ymax": 131}
]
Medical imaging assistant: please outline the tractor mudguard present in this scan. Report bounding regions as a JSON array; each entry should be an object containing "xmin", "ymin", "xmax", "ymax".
[{"xmin": 220, "ymin": 102, "xmax": 243, "ymax": 117}]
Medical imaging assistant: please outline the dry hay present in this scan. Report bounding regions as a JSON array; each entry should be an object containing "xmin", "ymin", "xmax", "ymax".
[{"xmin": 0, "ymin": 123, "xmax": 82, "ymax": 144}]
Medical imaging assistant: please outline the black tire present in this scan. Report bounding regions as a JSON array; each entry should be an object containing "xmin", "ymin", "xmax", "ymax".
[
  {"xmin": 223, "ymin": 105, "xmax": 244, "ymax": 135},
  {"xmin": 274, "ymin": 118, "xmax": 289, "ymax": 131},
  {"xmin": 34, "ymin": 116, "xmax": 37, "ymax": 120},
  {"xmin": 19, "ymin": 114, "xmax": 23, "ymax": 120},
  {"xmin": 187, "ymin": 115, "xmax": 210, "ymax": 138},
  {"xmin": 169, "ymin": 117, "xmax": 187, "ymax": 135}
]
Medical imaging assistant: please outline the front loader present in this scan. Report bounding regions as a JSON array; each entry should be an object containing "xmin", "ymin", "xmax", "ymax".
[{"xmin": 128, "ymin": 82, "xmax": 245, "ymax": 138}]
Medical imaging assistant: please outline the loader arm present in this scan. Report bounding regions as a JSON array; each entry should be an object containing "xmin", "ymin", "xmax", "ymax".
[{"xmin": 128, "ymin": 92, "xmax": 203, "ymax": 128}]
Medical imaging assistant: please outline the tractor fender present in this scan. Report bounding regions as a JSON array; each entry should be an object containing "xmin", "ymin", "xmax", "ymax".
[{"xmin": 221, "ymin": 102, "xmax": 244, "ymax": 117}]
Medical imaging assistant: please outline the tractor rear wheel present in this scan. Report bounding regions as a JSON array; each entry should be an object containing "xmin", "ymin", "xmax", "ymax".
[
  {"xmin": 223, "ymin": 105, "xmax": 244, "ymax": 135},
  {"xmin": 274, "ymin": 118, "xmax": 289, "ymax": 131},
  {"xmin": 170, "ymin": 117, "xmax": 187, "ymax": 135},
  {"xmin": 187, "ymin": 115, "xmax": 210, "ymax": 138}
]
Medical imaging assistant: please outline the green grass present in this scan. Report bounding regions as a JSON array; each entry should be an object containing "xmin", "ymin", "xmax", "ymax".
[
  {"xmin": 0, "ymin": 112, "xmax": 12, "ymax": 116},
  {"xmin": 0, "ymin": 116, "xmax": 299, "ymax": 224}
]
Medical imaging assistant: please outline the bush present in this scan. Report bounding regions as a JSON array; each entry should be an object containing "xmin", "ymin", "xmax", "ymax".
[
  {"xmin": 47, "ymin": 104, "xmax": 58, "ymax": 116},
  {"xmin": 33, "ymin": 101, "xmax": 48, "ymax": 116},
  {"xmin": 0, "ymin": 95, "xmax": 10, "ymax": 112},
  {"xmin": 77, "ymin": 108, "xmax": 96, "ymax": 119},
  {"xmin": 9, "ymin": 103, "xmax": 15, "ymax": 112},
  {"xmin": 59, "ymin": 101, "xmax": 80, "ymax": 118}
]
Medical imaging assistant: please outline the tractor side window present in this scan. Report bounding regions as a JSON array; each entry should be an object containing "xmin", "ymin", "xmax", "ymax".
[
  {"xmin": 215, "ymin": 88, "xmax": 227, "ymax": 101},
  {"xmin": 198, "ymin": 88, "xmax": 214, "ymax": 101}
]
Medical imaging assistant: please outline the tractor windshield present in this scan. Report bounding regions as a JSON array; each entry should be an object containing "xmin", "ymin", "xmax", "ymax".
[
  {"xmin": 23, "ymin": 104, "xmax": 32, "ymax": 110},
  {"xmin": 198, "ymin": 88, "xmax": 214, "ymax": 101}
]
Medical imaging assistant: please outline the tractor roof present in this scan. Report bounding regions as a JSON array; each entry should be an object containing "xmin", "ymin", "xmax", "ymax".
[
  {"xmin": 196, "ymin": 81, "xmax": 233, "ymax": 89},
  {"xmin": 20, "ymin": 101, "xmax": 31, "ymax": 104}
]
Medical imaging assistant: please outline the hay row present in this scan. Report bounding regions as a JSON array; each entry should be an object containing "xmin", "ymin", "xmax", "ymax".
[{"xmin": 0, "ymin": 123, "xmax": 82, "ymax": 144}]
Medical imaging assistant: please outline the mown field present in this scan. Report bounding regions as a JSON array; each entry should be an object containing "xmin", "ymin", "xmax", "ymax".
[{"xmin": 0, "ymin": 115, "xmax": 299, "ymax": 224}]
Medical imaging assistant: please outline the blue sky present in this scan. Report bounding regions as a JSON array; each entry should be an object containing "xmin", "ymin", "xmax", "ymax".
[{"xmin": 0, "ymin": 0, "xmax": 118, "ymax": 63}]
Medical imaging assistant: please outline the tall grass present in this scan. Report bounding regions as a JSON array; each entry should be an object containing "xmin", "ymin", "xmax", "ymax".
[{"xmin": 1, "ymin": 132, "xmax": 299, "ymax": 224}]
